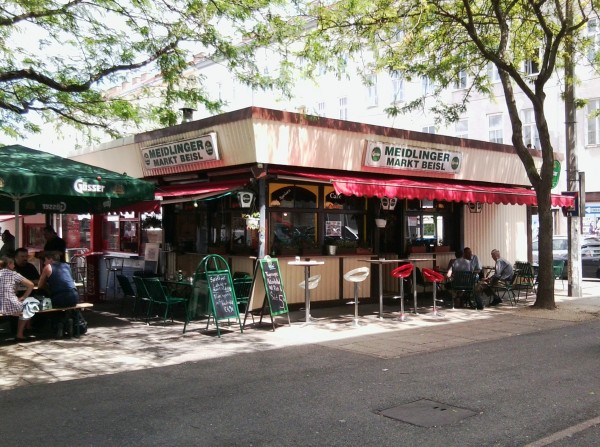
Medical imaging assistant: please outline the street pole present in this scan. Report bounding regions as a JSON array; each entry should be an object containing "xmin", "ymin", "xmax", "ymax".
[{"xmin": 565, "ymin": 0, "xmax": 581, "ymax": 297}]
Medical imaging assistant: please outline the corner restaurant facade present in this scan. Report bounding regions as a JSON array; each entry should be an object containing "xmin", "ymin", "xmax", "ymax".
[{"xmin": 70, "ymin": 107, "xmax": 571, "ymax": 304}]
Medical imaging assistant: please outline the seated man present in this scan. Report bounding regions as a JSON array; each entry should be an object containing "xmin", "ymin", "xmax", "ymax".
[
  {"xmin": 448, "ymin": 250, "xmax": 481, "ymax": 309},
  {"xmin": 463, "ymin": 247, "xmax": 482, "ymax": 279},
  {"xmin": 14, "ymin": 248, "xmax": 40, "ymax": 284},
  {"xmin": 475, "ymin": 249, "xmax": 514, "ymax": 306}
]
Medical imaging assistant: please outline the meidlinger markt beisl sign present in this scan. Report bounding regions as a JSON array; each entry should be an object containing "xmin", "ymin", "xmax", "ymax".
[
  {"xmin": 141, "ymin": 132, "xmax": 220, "ymax": 171},
  {"xmin": 364, "ymin": 141, "xmax": 462, "ymax": 174}
]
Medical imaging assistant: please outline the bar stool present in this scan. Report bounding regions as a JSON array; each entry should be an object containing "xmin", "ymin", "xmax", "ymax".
[
  {"xmin": 391, "ymin": 263, "xmax": 414, "ymax": 322},
  {"xmin": 422, "ymin": 268, "xmax": 445, "ymax": 317},
  {"xmin": 299, "ymin": 274, "xmax": 321, "ymax": 322},
  {"xmin": 343, "ymin": 267, "xmax": 370, "ymax": 327},
  {"xmin": 104, "ymin": 257, "xmax": 124, "ymax": 300}
]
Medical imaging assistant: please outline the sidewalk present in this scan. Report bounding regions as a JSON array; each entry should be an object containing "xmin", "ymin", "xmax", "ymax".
[{"xmin": 2, "ymin": 280, "xmax": 599, "ymax": 391}]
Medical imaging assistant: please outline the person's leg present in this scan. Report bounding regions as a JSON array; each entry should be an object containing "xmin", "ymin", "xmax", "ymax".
[{"xmin": 16, "ymin": 318, "xmax": 28, "ymax": 339}]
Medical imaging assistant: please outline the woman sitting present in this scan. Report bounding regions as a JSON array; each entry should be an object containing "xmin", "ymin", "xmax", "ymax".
[
  {"xmin": 37, "ymin": 252, "xmax": 79, "ymax": 308},
  {"xmin": 0, "ymin": 256, "xmax": 35, "ymax": 341}
]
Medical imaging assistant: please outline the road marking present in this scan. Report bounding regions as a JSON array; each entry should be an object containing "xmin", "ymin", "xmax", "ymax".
[{"xmin": 523, "ymin": 415, "xmax": 600, "ymax": 446}]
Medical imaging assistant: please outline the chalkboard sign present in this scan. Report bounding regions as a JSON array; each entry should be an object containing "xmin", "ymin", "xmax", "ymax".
[
  {"xmin": 206, "ymin": 272, "xmax": 239, "ymax": 321},
  {"xmin": 259, "ymin": 258, "xmax": 289, "ymax": 316}
]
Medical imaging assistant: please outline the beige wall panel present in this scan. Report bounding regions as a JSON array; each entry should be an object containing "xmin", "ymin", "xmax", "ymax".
[
  {"xmin": 253, "ymin": 120, "xmax": 534, "ymax": 186},
  {"xmin": 70, "ymin": 142, "xmax": 144, "ymax": 178},
  {"xmin": 464, "ymin": 204, "xmax": 528, "ymax": 267}
]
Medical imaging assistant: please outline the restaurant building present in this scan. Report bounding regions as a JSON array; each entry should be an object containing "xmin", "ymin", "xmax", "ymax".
[{"xmin": 68, "ymin": 107, "xmax": 571, "ymax": 304}]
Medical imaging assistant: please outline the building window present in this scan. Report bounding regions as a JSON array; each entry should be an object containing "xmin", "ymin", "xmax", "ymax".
[
  {"xmin": 339, "ymin": 97, "xmax": 348, "ymax": 120},
  {"xmin": 522, "ymin": 108, "xmax": 540, "ymax": 149},
  {"xmin": 421, "ymin": 75, "xmax": 432, "ymax": 95},
  {"xmin": 454, "ymin": 70, "xmax": 467, "ymax": 89},
  {"xmin": 488, "ymin": 113, "xmax": 503, "ymax": 143},
  {"xmin": 367, "ymin": 74, "xmax": 378, "ymax": 107},
  {"xmin": 487, "ymin": 63, "xmax": 501, "ymax": 82},
  {"xmin": 588, "ymin": 18, "xmax": 600, "ymax": 60},
  {"xmin": 587, "ymin": 98, "xmax": 600, "ymax": 145},
  {"xmin": 317, "ymin": 101, "xmax": 326, "ymax": 116},
  {"xmin": 422, "ymin": 125, "xmax": 436, "ymax": 134},
  {"xmin": 455, "ymin": 118, "xmax": 468, "ymax": 138},
  {"xmin": 391, "ymin": 71, "xmax": 404, "ymax": 103},
  {"xmin": 524, "ymin": 49, "xmax": 540, "ymax": 76}
]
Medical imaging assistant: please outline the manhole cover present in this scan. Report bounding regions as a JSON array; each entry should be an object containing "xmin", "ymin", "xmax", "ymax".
[{"xmin": 379, "ymin": 399, "xmax": 477, "ymax": 427}]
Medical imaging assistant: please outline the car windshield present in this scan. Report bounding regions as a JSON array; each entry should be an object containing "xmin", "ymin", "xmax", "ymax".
[{"xmin": 553, "ymin": 239, "xmax": 568, "ymax": 251}]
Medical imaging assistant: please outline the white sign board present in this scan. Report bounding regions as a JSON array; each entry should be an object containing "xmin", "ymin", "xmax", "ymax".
[
  {"xmin": 364, "ymin": 141, "xmax": 462, "ymax": 174},
  {"xmin": 141, "ymin": 132, "xmax": 219, "ymax": 172}
]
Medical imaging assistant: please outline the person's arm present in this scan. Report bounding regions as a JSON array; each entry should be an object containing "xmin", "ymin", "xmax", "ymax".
[
  {"xmin": 18, "ymin": 277, "xmax": 34, "ymax": 301},
  {"xmin": 37, "ymin": 264, "xmax": 52, "ymax": 291}
]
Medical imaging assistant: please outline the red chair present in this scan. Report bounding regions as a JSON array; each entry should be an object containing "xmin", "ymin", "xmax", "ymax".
[
  {"xmin": 422, "ymin": 268, "xmax": 445, "ymax": 317},
  {"xmin": 391, "ymin": 264, "xmax": 414, "ymax": 321}
]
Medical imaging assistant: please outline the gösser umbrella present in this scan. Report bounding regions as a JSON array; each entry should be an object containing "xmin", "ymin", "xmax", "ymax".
[{"xmin": 0, "ymin": 144, "xmax": 156, "ymax": 245}]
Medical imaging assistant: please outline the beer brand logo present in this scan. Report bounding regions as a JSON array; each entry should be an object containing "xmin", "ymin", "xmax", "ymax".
[
  {"xmin": 371, "ymin": 146, "xmax": 382, "ymax": 162},
  {"xmin": 74, "ymin": 178, "xmax": 105, "ymax": 194},
  {"xmin": 42, "ymin": 202, "xmax": 67, "ymax": 212}
]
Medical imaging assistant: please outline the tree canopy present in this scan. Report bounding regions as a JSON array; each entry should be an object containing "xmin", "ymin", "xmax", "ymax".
[
  {"xmin": 260, "ymin": 0, "xmax": 598, "ymax": 307},
  {"xmin": 0, "ymin": 0, "xmax": 290, "ymax": 141}
]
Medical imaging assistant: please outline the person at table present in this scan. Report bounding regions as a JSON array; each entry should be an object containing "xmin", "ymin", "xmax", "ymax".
[
  {"xmin": 37, "ymin": 252, "xmax": 78, "ymax": 308},
  {"xmin": 0, "ymin": 229, "xmax": 16, "ymax": 258},
  {"xmin": 0, "ymin": 256, "xmax": 36, "ymax": 341},
  {"xmin": 446, "ymin": 250, "xmax": 470, "ymax": 278},
  {"xmin": 14, "ymin": 248, "xmax": 40, "ymax": 284},
  {"xmin": 463, "ymin": 247, "xmax": 482, "ymax": 279},
  {"xmin": 43, "ymin": 225, "xmax": 66, "ymax": 263},
  {"xmin": 476, "ymin": 249, "xmax": 514, "ymax": 306}
]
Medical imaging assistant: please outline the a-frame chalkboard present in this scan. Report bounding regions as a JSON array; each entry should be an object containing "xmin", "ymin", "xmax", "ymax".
[
  {"xmin": 201, "ymin": 255, "xmax": 243, "ymax": 337},
  {"xmin": 257, "ymin": 257, "xmax": 290, "ymax": 329}
]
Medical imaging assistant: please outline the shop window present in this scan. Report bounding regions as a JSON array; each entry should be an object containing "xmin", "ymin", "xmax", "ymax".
[
  {"xmin": 269, "ymin": 183, "xmax": 318, "ymax": 208},
  {"xmin": 270, "ymin": 211, "xmax": 317, "ymax": 255}
]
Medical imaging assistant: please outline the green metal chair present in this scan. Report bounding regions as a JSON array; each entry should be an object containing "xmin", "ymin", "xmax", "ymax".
[
  {"xmin": 553, "ymin": 259, "xmax": 566, "ymax": 289},
  {"xmin": 450, "ymin": 271, "xmax": 478, "ymax": 309},
  {"xmin": 232, "ymin": 276, "xmax": 254, "ymax": 322},
  {"xmin": 132, "ymin": 276, "xmax": 152, "ymax": 320},
  {"xmin": 143, "ymin": 277, "xmax": 189, "ymax": 328},
  {"xmin": 490, "ymin": 274, "xmax": 517, "ymax": 306},
  {"xmin": 513, "ymin": 261, "xmax": 536, "ymax": 301},
  {"xmin": 116, "ymin": 274, "xmax": 136, "ymax": 317}
]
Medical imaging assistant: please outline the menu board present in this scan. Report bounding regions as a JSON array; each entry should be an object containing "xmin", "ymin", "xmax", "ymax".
[
  {"xmin": 206, "ymin": 272, "xmax": 239, "ymax": 321},
  {"xmin": 259, "ymin": 258, "xmax": 289, "ymax": 316}
]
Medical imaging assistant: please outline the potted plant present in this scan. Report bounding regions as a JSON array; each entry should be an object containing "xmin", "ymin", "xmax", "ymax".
[
  {"xmin": 337, "ymin": 240, "xmax": 358, "ymax": 254},
  {"xmin": 301, "ymin": 239, "xmax": 322, "ymax": 256},
  {"xmin": 242, "ymin": 212, "xmax": 260, "ymax": 231},
  {"xmin": 141, "ymin": 214, "xmax": 162, "ymax": 229},
  {"xmin": 356, "ymin": 241, "xmax": 373, "ymax": 255}
]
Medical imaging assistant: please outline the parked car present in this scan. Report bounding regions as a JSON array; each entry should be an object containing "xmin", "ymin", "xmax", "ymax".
[{"xmin": 533, "ymin": 236, "xmax": 600, "ymax": 278}]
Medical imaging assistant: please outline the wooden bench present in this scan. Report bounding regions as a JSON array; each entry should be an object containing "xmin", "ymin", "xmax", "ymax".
[
  {"xmin": 1, "ymin": 302, "xmax": 93, "ymax": 317},
  {"xmin": 1, "ymin": 302, "xmax": 93, "ymax": 338}
]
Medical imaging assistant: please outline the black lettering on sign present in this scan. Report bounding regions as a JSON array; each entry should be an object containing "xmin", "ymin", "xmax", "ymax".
[
  {"xmin": 260, "ymin": 258, "xmax": 289, "ymax": 316},
  {"xmin": 207, "ymin": 273, "xmax": 238, "ymax": 320}
]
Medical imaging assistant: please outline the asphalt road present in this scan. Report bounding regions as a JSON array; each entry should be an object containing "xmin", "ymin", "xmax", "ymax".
[{"xmin": 2, "ymin": 320, "xmax": 600, "ymax": 447}]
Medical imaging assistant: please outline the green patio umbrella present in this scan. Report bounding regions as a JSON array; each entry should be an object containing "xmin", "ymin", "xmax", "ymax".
[{"xmin": 0, "ymin": 144, "xmax": 156, "ymax": 245}]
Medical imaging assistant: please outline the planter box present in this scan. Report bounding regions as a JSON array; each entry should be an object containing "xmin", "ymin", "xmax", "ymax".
[
  {"xmin": 356, "ymin": 247, "xmax": 373, "ymax": 255},
  {"xmin": 207, "ymin": 246, "xmax": 227, "ymax": 255},
  {"xmin": 409, "ymin": 246, "xmax": 427, "ymax": 253},
  {"xmin": 434, "ymin": 245, "xmax": 451, "ymax": 252}
]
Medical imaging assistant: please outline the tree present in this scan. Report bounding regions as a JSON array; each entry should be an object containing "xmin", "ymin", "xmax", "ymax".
[
  {"xmin": 0, "ymin": 0, "xmax": 290, "ymax": 143},
  {"xmin": 267, "ymin": 0, "xmax": 595, "ymax": 308}
]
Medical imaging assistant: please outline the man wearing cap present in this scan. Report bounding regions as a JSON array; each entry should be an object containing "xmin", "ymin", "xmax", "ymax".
[
  {"xmin": 0, "ymin": 229, "xmax": 16, "ymax": 257},
  {"xmin": 43, "ymin": 225, "xmax": 66, "ymax": 263}
]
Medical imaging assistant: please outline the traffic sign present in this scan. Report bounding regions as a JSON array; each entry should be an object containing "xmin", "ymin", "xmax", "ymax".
[
  {"xmin": 585, "ymin": 206, "xmax": 600, "ymax": 214},
  {"xmin": 551, "ymin": 160, "xmax": 561, "ymax": 188}
]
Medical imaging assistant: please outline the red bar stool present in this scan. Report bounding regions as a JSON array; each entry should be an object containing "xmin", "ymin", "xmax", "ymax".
[
  {"xmin": 391, "ymin": 263, "xmax": 413, "ymax": 322},
  {"xmin": 422, "ymin": 268, "xmax": 445, "ymax": 317}
]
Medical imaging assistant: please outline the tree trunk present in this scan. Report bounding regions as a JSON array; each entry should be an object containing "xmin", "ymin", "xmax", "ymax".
[{"xmin": 534, "ymin": 182, "xmax": 556, "ymax": 309}]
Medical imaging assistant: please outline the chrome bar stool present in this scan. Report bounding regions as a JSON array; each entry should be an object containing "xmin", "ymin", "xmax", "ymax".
[
  {"xmin": 299, "ymin": 274, "xmax": 321, "ymax": 323},
  {"xmin": 422, "ymin": 268, "xmax": 445, "ymax": 317},
  {"xmin": 391, "ymin": 263, "xmax": 414, "ymax": 322},
  {"xmin": 343, "ymin": 267, "xmax": 370, "ymax": 327},
  {"xmin": 104, "ymin": 257, "xmax": 124, "ymax": 300}
]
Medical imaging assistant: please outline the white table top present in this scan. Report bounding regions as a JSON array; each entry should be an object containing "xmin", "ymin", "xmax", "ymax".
[{"xmin": 288, "ymin": 260, "xmax": 325, "ymax": 267}]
